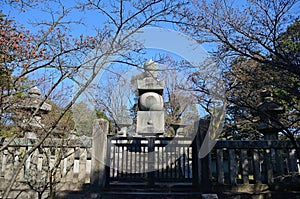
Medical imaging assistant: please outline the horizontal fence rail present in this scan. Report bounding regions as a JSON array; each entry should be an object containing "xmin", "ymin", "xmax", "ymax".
[
  {"xmin": 209, "ymin": 140, "xmax": 300, "ymax": 185},
  {"xmin": 0, "ymin": 137, "xmax": 93, "ymax": 193}
]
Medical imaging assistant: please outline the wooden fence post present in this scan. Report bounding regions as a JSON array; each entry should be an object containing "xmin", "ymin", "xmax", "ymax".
[{"xmin": 91, "ymin": 119, "xmax": 109, "ymax": 189}]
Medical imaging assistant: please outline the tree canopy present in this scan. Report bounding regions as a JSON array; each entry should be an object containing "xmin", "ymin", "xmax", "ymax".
[{"xmin": 179, "ymin": 0, "xmax": 300, "ymax": 76}]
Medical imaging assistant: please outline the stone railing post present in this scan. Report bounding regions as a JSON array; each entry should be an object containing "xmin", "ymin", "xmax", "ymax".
[
  {"xmin": 91, "ymin": 119, "xmax": 109, "ymax": 189},
  {"xmin": 193, "ymin": 118, "xmax": 211, "ymax": 193}
]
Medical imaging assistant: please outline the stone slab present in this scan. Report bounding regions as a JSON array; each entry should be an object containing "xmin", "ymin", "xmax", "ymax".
[{"xmin": 136, "ymin": 111, "xmax": 164, "ymax": 136}]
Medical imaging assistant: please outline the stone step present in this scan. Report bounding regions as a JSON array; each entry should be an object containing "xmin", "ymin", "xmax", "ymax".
[
  {"xmin": 102, "ymin": 182, "xmax": 203, "ymax": 199},
  {"xmin": 107, "ymin": 182, "xmax": 195, "ymax": 190},
  {"xmin": 101, "ymin": 191, "xmax": 202, "ymax": 199}
]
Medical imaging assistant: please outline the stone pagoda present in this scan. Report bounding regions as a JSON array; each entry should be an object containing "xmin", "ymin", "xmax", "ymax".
[
  {"xmin": 257, "ymin": 90, "xmax": 285, "ymax": 140},
  {"xmin": 18, "ymin": 87, "xmax": 52, "ymax": 138},
  {"xmin": 136, "ymin": 60, "xmax": 165, "ymax": 136}
]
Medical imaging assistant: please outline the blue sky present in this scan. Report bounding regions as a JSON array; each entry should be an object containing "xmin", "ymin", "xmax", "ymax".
[
  {"xmin": 2, "ymin": 1, "xmax": 223, "ymax": 120},
  {"xmin": 2, "ymin": 1, "xmax": 214, "ymax": 56},
  {"xmin": 2, "ymin": 1, "xmax": 105, "ymax": 36}
]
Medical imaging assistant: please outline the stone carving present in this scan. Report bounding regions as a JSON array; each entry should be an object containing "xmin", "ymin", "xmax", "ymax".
[{"xmin": 136, "ymin": 60, "xmax": 165, "ymax": 136}]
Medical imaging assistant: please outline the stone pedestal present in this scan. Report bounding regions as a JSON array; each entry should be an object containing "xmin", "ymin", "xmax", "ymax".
[{"xmin": 137, "ymin": 111, "xmax": 164, "ymax": 135}]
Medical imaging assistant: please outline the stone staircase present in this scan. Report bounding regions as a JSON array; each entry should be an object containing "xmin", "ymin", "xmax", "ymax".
[{"xmin": 101, "ymin": 182, "xmax": 204, "ymax": 199}]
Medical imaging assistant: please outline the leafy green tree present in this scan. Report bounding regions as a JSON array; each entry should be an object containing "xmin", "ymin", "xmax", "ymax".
[
  {"xmin": 72, "ymin": 101, "xmax": 96, "ymax": 136},
  {"xmin": 220, "ymin": 21, "xmax": 300, "ymax": 161},
  {"xmin": 225, "ymin": 58, "xmax": 275, "ymax": 140},
  {"xmin": 95, "ymin": 108, "xmax": 113, "ymax": 133},
  {"xmin": 95, "ymin": 109, "xmax": 109, "ymax": 121},
  {"xmin": 224, "ymin": 20, "xmax": 299, "ymax": 140},
  {"xmin": 277, "ymin": 19, "xmax": 300, "ymax": 70},
  {"xmin": 42, "ymin": 101, "xmax": 75, "ymax": 137}
]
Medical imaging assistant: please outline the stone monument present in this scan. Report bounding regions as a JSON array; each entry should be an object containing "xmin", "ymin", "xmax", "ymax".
[
  {"xmin": 136, "ymin": 60, "xmax": 165, "ymax": 136},
  {"xmin": 257, "ymin": 90, "xmax": 285, "ymax": 140},
  {"xmin": 18, "ymin": 87, "xmax": 52, "ymax": 138}
]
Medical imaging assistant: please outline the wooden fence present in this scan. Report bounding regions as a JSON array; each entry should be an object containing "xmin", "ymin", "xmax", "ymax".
[{"xmin": 107, "ymin": 136, "xmax": 194, "ymax": 185}]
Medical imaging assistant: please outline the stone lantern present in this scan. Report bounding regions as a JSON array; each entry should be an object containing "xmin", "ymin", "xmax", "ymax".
[
  {"xmin": 170, "ymin": 123, "xmax": 188, "ymax": 137},
  {"xmin": 18, "ymin": 87, "xmax": 52, "ymax": 139},
  {"xmin": 257, "ymin": 90, "xmax": 285, "ymax": 140},
  {"xmin": 136, "ymin": 60, "xmax": 165, "ymax": 136},
  {"xmin": 116, "ymin": 123, "xmax": 131, "ymax": 137}
]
